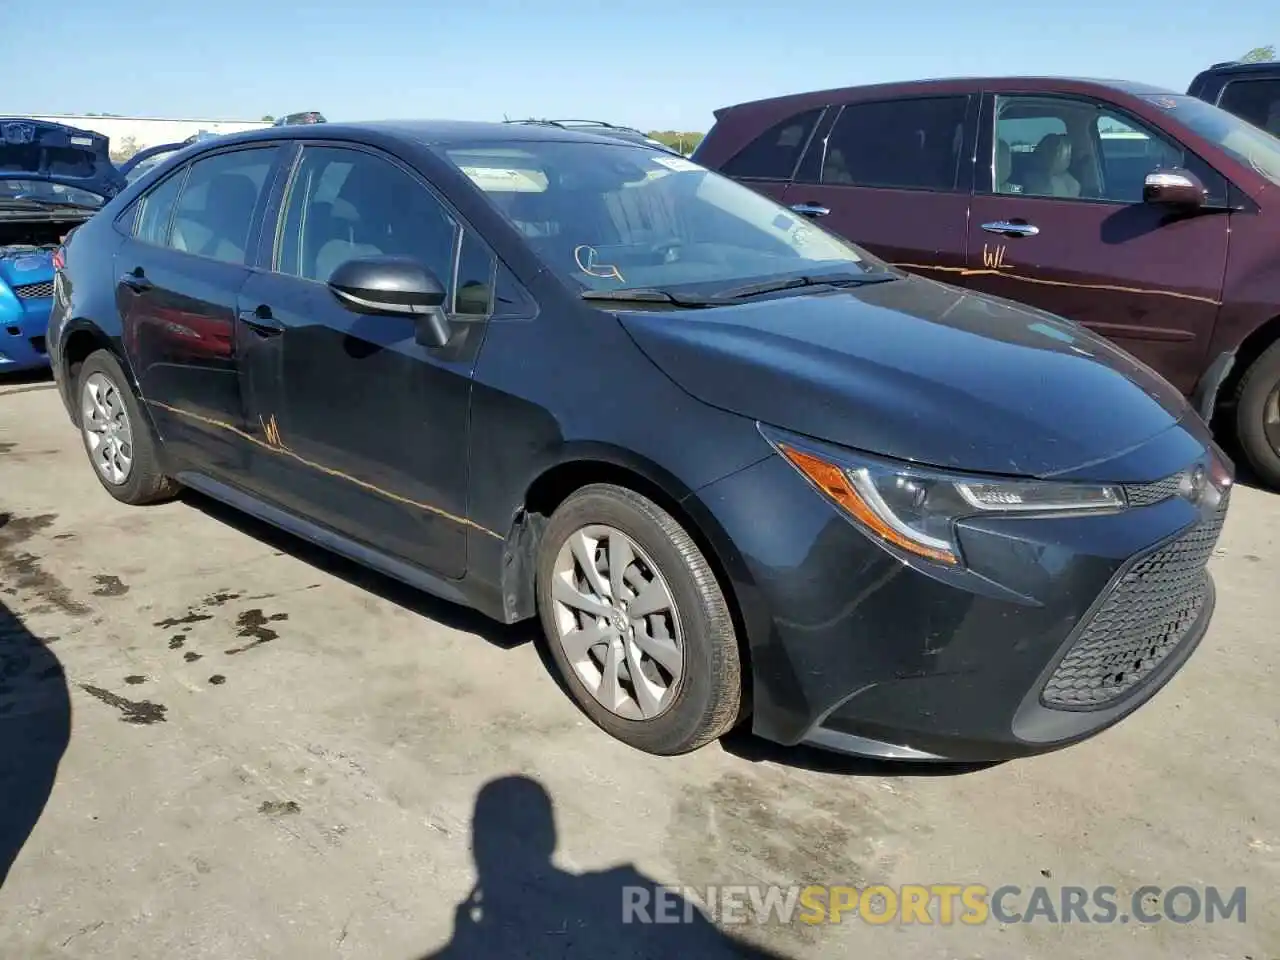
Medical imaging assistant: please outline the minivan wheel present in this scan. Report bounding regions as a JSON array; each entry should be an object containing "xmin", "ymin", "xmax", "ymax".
[
  {"xmin": 76, "ymin": 350, "xmax": 179, "ymax": 505},
  {"xmin": 535, "ymin": 483, "xmax": 742, "ymax": 755},
  {"xmin": 1234, "ymin": 340, "xmax": 1280, "ymax": 490}
]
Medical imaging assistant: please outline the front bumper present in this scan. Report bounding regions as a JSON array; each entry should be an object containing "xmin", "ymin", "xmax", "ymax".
[
  {"xmin": 694, "ymin": 434, "xmax": 1229, "ymax": 763},
  {"xmin": 0, "ymin": 284, "xmax": 53, "ymax": 372}
]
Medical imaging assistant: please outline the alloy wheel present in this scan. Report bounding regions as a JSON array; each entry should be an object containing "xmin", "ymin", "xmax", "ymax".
[
  {"xmin": 550, "ymin": 524, "xmax": 685, "ymax": 721},
  {"xmin": 81, "ymin": 372, "xmax": 134, "ymax": 486}
]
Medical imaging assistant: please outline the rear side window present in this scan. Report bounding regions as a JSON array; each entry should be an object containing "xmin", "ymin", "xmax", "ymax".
[
  {"xmin": 170, "ymin": 148, "xmax": 278, "ymax": 265},
  {"xmin": 721, "ymin": 108, "xmax": 823, "ymax": 180},
  {"xmin": 821, "ymin": 97, "xmax": 969, "ymax": 191},
  {"xmin": 133, "ymin": 169, "xmax": 186, "ymax": 246},
  {"xmin": 1218, "ymin": 78, "xmax": 1280, "ymax": 136}
]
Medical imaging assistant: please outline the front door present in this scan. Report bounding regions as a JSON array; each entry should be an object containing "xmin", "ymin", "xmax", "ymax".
[
  {"xmin": 780, "ymin": 95, "xmax": 976, "ymax": 275},
  {"xmin": 238, "ymin": 144, "xmax": 486, "ymax": 580},
  {"xmin": 963, "ymin": 93, "xmax": 1229, "ymax": 395},
  {"xmin": 117, "ymin": 145, "xmax": 282, "ymax": 478}
]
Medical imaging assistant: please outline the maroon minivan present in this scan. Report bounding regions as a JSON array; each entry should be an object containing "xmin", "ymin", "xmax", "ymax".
[{"xmin": 694, "ymin": 78, "xmax": 1280, "ymax": 487}]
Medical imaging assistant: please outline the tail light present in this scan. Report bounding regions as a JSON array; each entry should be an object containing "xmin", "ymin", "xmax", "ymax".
[{"xmin": 51, "ymin": 247, "xmax": 65, "ymax": 271}]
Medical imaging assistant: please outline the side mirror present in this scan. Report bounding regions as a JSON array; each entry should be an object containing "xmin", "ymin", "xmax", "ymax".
[
  {"xmin": 327, "ymin": 255, "xmax": 452, "ymax": 348},
  {"xmin": 1143, "ymin": 168, "xmax": 1206, "ymax": 210}
]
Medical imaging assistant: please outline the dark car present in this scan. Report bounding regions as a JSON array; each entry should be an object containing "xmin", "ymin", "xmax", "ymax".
[
  {"xmin": 1189, "ymin": 60, "xmax": 1280, "ymax": 136},
  {"xmin": 48, "ymin": 120, "xmax": 1232, "ymax": 763},
  {"xmin": 1, "ymin": 118, "xmax": 125, "ymax": 373},
  {"xmin": 273, "ymin": 111, "xmax": 326, "ymax": 126},
  {"xmin": 694, "ymin": 78, "xmax": 1280, "ymax": 486}
]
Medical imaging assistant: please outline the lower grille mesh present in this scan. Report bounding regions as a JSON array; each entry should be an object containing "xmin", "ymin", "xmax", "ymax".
[{"xmin": 1042, "ymin": 497, "xmax": 1227, "ymax": 709}]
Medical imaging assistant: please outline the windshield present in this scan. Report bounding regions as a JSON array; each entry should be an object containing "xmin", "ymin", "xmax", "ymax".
[
  {"xmin": 0, "ymin": 178, "xmax": 106, "ymax": 208},
  {"xmin": 442, "ymin": 141, "xmax": 870, "ymax": 294},
  {"xmin": 1147, "ymin": 94, "xmax": 1280, "ymax": 186}
]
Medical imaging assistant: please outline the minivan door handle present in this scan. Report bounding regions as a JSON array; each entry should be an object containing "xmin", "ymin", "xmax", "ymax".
[
  {"xmin": 119, "ymin": 267, "xmax": 153, "ymax": 293},
  {"xmin": 981, "ymin": 220, "xmax": 1040, "ymax": 238},
  {"xmin": 237, "ymin": 305, "xmax": 283, "ymax": 336},
  {"xmin": 790, "ymin": 202, "xmax": 830, "ymax": 218}
]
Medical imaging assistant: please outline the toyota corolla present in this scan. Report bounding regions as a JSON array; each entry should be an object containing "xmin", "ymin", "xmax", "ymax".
[{"xmin": 48, "ymin": 121, "xmax": 1231, "ymax": 761}]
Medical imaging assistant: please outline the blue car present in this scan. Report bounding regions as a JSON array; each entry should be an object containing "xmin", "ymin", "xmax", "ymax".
[
  {"xmin": 117, "ymin": 131, "xmax": 222, "ymax": 185},
  {"xmin": 1, "ymin": 118, "xmax": 124, "ymax": 374}
]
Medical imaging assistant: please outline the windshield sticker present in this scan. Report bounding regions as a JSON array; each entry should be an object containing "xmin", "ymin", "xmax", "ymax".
[
  {"xmin": 574, "ymin": 245, "xmax": 625, "ymax": 283},
  {"xmin": 651, "ymin": 155, "xmax": 703, "ymax": 173},
  {"xmin": 458, "ymin": 166, "xmax": 547, "ymax": 192},
  {"xmin": 1143, "ymin": 96, "xmax": 1179, "ymax": 110},
  {"xmin": 69, "ymin": 136, "xmax": 94, "ymax": 146}
]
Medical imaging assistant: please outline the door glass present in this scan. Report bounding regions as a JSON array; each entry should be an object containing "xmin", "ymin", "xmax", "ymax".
[
  {"xmin": 275, "ymin": 145, "xmax": 457, "ymax": 287},
  {"xmin": 821, "ymin": 97, "xmax": 968, "ymax": 191},
  {"xmin": 133, "ymin": 168, "xmax": 186, "ymax": 246},
  {"xmin": 720, "ymin": 108, "xmax": 823, "ymax": 180},
  {"xmin": 1218, "ymin": 78, "xmax": 1280, "ymax": 135},
  {"xmin": 170, "ymin": 148, "xmax": 278, "ymax": 264},
  {"xmin": 453, "ymin": 228, "xmax": 495, "ymax": 316},
  {"xmin": 1093, "ymin": 111, "xmax": 1184, "ymax": 203}
]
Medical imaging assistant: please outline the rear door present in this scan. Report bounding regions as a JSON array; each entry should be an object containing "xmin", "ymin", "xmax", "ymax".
[
  {"xmin": 779, "ymin": 95, "xmax": 976, "ymax": 275},
  {"xmin": 963, "ymin": 92, "xmax": 1228, "ymax": 394},
  {"xmin": 116, "ymin": 144, "xmax": 283, "ymax": 478}
]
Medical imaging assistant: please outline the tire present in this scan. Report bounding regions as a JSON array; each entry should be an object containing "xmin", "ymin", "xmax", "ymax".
[
  {"xmin": 535, "ymin": 483, "xmax": 742, "ymax": 755},
  {"xmin": 75, "ymin": 349, "xmax": 179, "ymax": 505},
  {"xmin": 1234, "ymin": 340, "xmax": 1280, "ymax": 490}
]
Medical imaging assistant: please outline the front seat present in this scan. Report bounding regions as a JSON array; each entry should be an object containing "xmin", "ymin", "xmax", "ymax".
[
  {"xmin": 1022, "ymin": 133, "xmax": 1081, "ymax": 199},
  {"xmin": 196, "ymin": 173, "xmax": 260, "ymax": 262},
  {"xmin": 995, "ymin": 138, "xmax": 1016, "ymax": 193}
]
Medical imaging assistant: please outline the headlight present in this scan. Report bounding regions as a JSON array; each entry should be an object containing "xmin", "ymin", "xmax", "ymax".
[{"xmin": 772, "ymin": 440, "xmax": 1124, "ymax": 566}]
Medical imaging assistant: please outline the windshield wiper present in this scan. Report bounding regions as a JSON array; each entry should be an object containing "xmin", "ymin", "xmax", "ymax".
[
  {"xmin": 581, "ymin": 288, "xmax": 718, "ymax": 307},
  {"xmin": 714, "ymin": 271, "xmax": 895, "ymax": 301},
  {"xmin": 0, "ymin": 197, "xmax": 99, "ymax": 212}
]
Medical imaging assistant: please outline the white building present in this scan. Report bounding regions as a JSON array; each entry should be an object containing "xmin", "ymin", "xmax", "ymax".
[{"xmin": 21, "ymin": 115, "xmax": 273, "ymax": 157}]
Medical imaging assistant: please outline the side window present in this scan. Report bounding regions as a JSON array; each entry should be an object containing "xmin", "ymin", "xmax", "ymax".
[
  {"xmin": 132, "ymin": 168, "xmax": 186, "ymax": 246},
  {"xmin": 169, "ymin": 148, "xmax": 278, "ymax": 265},
  {"xmin": 721, "ymin": 108, "xmax": 822, "ymax": 180},
  {"xmin": 821, "ymin": 97, "xmax": 968, "ymax": 191},
  {"xmin": 454, "ymin": 228, "xmax": 495, "ymax": 317},
  {"xmin": 1218, "ymin": 78, "xmax": 1280, "ymax": 136},
  {"xmin": 1093, "ymin": 111, "xmax": 1186, "ymax": 203},
  {"xmin": 275, "ymin": 145, "xmax": 457, "ymax": 289}
]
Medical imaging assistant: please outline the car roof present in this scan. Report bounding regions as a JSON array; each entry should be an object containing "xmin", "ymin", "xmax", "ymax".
[
  {"xmin": 1194, "ymin": 60, "xmax": 1280, "ymax": 78},
  {"xmin": 715, "ymin": 76, "xmax": 1180, "ymax": 115},
  {"xmin": 204, "ymin": 119, "xmax": 649, "ymax": 150}
]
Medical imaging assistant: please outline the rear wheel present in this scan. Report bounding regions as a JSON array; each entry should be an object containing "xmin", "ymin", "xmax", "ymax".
[
  {"xmin": 535, "ymin": 483, "xmax": 742, "ymax": 755},
  {"xmin": 1234, "ymin": 340, "xmax": 1280, "ymax": 490},
  {"xmin": 76, "ymin": 350, "xmax": 179, "ymax": 505}
]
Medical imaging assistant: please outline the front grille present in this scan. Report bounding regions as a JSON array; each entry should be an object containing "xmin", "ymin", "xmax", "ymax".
[
  {"xmin": 1042, "ymin": 496, "xmax": 1227, "ymax": 709},
  {"xmin": 12, "ymin": 280, "xmax": 54, "ymax": 300},
  {"xmin": 1124, "ymin": 473, "xmax": 1185, "ymax": 507}
]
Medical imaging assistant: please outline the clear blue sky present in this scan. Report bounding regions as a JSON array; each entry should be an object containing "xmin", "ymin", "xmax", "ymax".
[{"xmin": 1, "ymin": 0, "xmax": 1272, "ymax": 131}]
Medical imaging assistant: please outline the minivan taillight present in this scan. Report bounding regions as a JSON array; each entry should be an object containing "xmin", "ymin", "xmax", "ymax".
[{"xmin": 51, "ymin": 247, "xmax": 65, "ymax": 271}]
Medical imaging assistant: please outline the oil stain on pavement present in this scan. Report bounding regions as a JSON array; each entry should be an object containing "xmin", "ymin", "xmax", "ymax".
[
  {"xmin": 225, "ymin": 610, "xmax": 289, "ymax": 655},
  {"xmin": 79, "ymin": 684, "xmax": 167, "ymax": 725}
]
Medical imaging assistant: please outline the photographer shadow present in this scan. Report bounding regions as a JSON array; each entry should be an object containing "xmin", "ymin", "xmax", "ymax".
[{"xmin": 421, "ymin": 775, "xmax": 790, "ymax": 960}]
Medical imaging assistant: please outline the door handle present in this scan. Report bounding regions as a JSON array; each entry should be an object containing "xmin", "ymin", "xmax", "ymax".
[
  {"xmin": 119, "ymin": 267, "xmax": 153, "ymax": 293},
  {"xmin": 237, "ymin": 305, "xmax": 283, "ymax": 335},
  {"xmin": 790, "ymin": 202, "xmax": 830, "ymax": 218},
  {"xmin": 981, "ymin": 220, "xmax": 1040, "ymax": 238}
]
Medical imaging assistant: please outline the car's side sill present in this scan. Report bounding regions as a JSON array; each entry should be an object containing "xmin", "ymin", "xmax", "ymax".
[{"xmin": 174, "ymin": 471, "xmax": 474, "ymax": 610}]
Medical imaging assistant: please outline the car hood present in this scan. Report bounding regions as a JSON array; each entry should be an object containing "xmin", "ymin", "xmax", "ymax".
[
  {"xmin": 617, "ymin": 274, "xmax": 1194, "ymax": 479},
  {"xmin": 0, "ymin": 118, "xmax": 126, "ymax": 200}
]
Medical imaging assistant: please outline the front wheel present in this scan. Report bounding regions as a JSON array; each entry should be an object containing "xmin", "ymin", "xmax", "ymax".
[{"xmin": 535, "ymin": 484, "xmax": 742, "ymax": 755}]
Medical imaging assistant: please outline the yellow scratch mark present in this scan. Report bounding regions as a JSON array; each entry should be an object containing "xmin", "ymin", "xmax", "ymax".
[
  {"xmin": 148, "ymin": 400, "xmax": 504, "ymax": 540},
  {"xmin": 259, "ymin": 413, "xmax": 283, "ymax": 449},
  {"xmin": 891, "ymin": 263, "xmax": 1221, "ymax": 307}
]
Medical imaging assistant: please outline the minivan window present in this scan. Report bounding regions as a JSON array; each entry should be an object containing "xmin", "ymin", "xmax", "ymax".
[
  {"xmin": 275, "ymin": 145, "xmax": 458, "ymax": 285},
  {"xmin": 133, "ymin": 168, "xmax": 186, "ymax": 246},
  {"xmin": 170, "ymin": 148, "xmax": 278, "ymax": 265},
  {"xmin": 720, "ymin": 108, "xmax": 822, "ymax": 180},
  {"xmin": 819, "ymin": 97, "xmax": 968, "ymax": 191},
  {"xmin": 1217, "ymin": 78, "xmax": 1280, "ymax": 136},
  {"xmin": 444, "ymin": 141, "xmax": 867, "ymax": 295},
  {"xmin": 1145, "ymin": 94, "xmax": 1280, "ymax": 187}
]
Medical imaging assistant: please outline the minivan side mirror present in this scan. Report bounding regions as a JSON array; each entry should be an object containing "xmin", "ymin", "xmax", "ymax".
[
  {"xmin": 327, "ymin": 255, "xmax": 452, "ymax": 348},
  {"xmin": 1143, "ymin": 168, "xmax": 1206, "ymax": 210}
]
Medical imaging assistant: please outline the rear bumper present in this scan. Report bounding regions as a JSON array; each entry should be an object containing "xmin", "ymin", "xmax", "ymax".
[{"xmin": 693, "ymin": 442, "xmax": 1228, "ymax": 763}]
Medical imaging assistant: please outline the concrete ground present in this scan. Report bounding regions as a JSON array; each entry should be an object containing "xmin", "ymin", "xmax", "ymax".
[{"xmin": 0, "ymin": 373, "xmax": 1276, "ymax": 960}]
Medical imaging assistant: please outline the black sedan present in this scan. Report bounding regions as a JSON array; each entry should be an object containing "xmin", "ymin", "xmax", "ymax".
[{"xmin": 47, "ymin": 120, "xmax": 1231, "ymax": 761}]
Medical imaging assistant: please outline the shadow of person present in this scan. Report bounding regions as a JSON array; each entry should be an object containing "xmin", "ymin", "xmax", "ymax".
[
  {"xmin": 422, "ymin": 775, "xmax": 792, "ymax": 960},
  {"xmin": 0, "ymin": 599, "xmax": 71, "ymax": 889}
]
